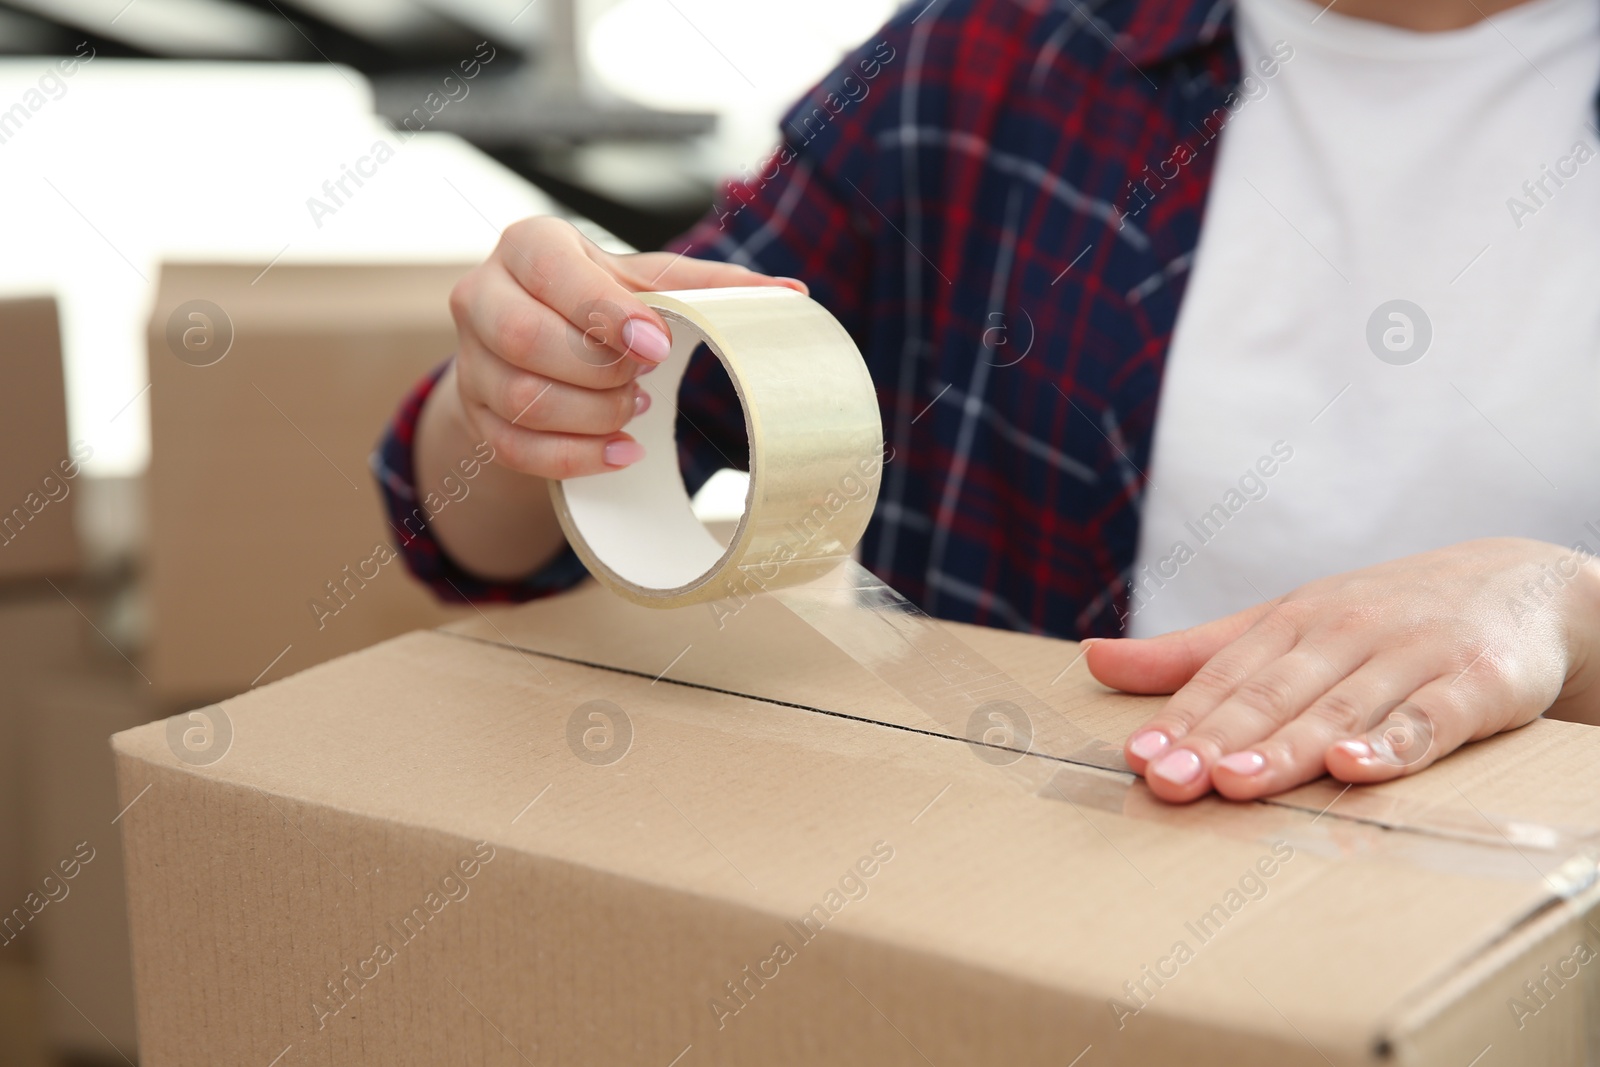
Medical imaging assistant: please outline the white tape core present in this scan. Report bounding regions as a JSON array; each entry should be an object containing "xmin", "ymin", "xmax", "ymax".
[{"xmin": 559, "ymin": 310, "xmax": 743, "ymax": 591}]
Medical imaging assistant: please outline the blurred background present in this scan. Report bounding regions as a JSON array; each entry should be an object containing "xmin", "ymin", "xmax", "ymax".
[{"xmin": 0, "ymin": 1, "xmax": 898, "ymax": 1061}]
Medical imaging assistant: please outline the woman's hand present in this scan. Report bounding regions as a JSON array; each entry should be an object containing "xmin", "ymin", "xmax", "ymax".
[
  {"xmin": 1088, "ymin": 538, "xmax": 1600, "ymax": 803},
  {"xmin": 416, "ymin": 216, "xmax": 802, "ymax": 580},
  {"xmin": 446, "ymin": 216, "xmax": 803, "ymax": 479}
]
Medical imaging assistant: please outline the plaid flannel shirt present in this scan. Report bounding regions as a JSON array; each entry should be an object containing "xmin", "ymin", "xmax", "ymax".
[{"xmin": 374, "ymin": 0, "xmax": 1241, "ymax": 637}]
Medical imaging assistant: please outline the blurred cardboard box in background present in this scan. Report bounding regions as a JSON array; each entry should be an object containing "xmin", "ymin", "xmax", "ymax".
[
  {"xmin": 0, "ymin": 585, "xmax": 152, "ymax": 1066},
  {"xmin": 22, "ymin": 670, "xmax": 150, "ymax": 1063},
  {"xmin": 1, "ymin": 258, "xmax": 511, "ymax": 1065},
  {"xmin": 145, "ymin": 262, "xmax": 481, "ymax": 704},
  {"xmin": 0, "ymin": 293, "xmax": 143, "ymax": 1065},
  {"xmin": 0, "ymin": 598, "xmax": 90, "ymax": 933},
  {"xmin": 0, "ymin": 296, "xmax": 81, "ymax": 582}
]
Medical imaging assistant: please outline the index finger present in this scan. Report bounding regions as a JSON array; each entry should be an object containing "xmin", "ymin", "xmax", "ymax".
[{"xmin": 495, "ymin": 217, "xmax": 674, "ymax": 367}]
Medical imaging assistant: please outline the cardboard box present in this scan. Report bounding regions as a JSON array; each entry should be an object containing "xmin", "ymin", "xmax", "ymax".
[
  {"xmin": 0, "ymin": 296, "xmax": 81, "ymax": 583},
  {"xmin": 23, "ymin": 671, "xmax": 151, "ymax": 1062},
  {"xmin": 0, "ymin": 956, "xmax": 49, "ymax": 1067},
  {"xmin": 0, "ymin": 583, "xmax": 148, "ymax": 1063},
  {"xmin": 114, "ymin": 583, "xmax": 1600, "ymax": 1065},
  {"xmin": 145, "ymin": 263, "xmax": 480, "ymax": 703},
  {"xmin": 0, "ymin": 593, "xmax": 93, "ymax": 921}
]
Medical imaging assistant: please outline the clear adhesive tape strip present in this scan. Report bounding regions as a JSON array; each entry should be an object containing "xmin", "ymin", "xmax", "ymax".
[{"xmin": 548, "ymin": 288, "xmax": 1600, "ymax": 881}]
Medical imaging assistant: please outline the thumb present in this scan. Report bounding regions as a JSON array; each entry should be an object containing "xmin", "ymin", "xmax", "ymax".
[
  {"xmin": 1086, "ymin": 601, "xmax": 1273, "ymax": 694},
  {"xmin": 608, "ymin": 249, "xmax": 809, "ymax": 296}
]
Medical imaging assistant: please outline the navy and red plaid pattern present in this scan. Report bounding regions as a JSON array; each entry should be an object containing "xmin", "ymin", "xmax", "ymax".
[{"xmin": 375, "ymin": 0, "xmax": 1239, "ymax": 636}]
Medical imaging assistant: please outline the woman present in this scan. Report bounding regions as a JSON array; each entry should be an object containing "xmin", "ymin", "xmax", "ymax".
[{"xmin": 378, "ymin": 0, "xmax": 1600, "ymax": 803}]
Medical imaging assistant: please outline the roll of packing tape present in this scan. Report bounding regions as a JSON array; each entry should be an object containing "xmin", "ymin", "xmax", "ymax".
[{"xmin": 549, "ymin": 287, "xmax": 884, "ymax": 607}]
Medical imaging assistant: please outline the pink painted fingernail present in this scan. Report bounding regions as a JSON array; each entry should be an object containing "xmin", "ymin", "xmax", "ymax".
[
  {"xmin": 633, "ymin": 389, "xmax": 651, "ymax": 417},
  {"xmin": 1128, "ymin": 730, "xmax": 1170, "ymax": 762},
  {"xmin": 622, "ymin": 319, "xmax": 671, "ymax": 363},
  {"xmin": 603, "ymin": 439, "xmax": 645, "ymax": 467},
  {"xmin": 1218, "ymin": 751, "xmax": 1266, "ymax": 777},
  {"xmin": 636, "ymin": 361, "xmax": 659, "ymax": 375},
  {"xmin": 1333, "ymin": 738, "xmax": 1374, "ymax": 762},
  {"xmin": 1151, "ymin": 749, "xmax": 1202, "ymax": 786}
]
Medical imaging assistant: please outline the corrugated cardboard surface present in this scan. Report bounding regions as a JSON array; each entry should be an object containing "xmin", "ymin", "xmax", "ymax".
[
  {"xmin": 114, "ymin": 588, "xmax": 1600, "ymax": 1066},
  {"xmin": 0, "ymin": 296, "xmax": 80, "ymax": 583},
  {"xmin": 144, "ymin": 263, "xmax": 480, "ymax": 703}
]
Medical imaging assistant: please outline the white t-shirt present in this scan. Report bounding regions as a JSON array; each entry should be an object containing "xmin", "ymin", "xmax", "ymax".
[{"xmin": 1126, "ymin": 0, "xmax": 1600, "ymax": 638}]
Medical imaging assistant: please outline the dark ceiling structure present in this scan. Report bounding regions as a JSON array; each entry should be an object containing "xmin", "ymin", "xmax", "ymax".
[{"xmin": 0, "ymin": 0, "xmax": 718, "ymax": 248}]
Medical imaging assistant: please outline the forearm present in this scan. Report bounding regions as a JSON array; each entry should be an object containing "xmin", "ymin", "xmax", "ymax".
[{"xmin": 415, "ymin": 362, "xmax": 568, "ymax": 581}]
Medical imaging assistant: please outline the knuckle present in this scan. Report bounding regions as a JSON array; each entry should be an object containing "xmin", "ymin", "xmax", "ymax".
[
  {"xmin": 496, "ymin": 307, "xmax": 551, "ymax": 361},
  {"xmin": 505, "ymin": 375, "xmax": 553, "ymax": 426},
  {"xmin": 1254, "ymin": 737, "xmax": 1303, "ymax": 767},
  {"xmin": 1259, "ymin": 601, "xmax": 1314, "ymax": 640},
  {"xmin": 1303, "ymin": 690, "xmax": 1367, "ymax": 734},
  {"xmin": 570, "ymin": 316, "xmax": 623, "ymax": 368},
  {"xmin": 1185, "ymin": 658, "xmax": 1250, "ymax": 701},
  {"xmin": 528, "ymin": 214, "xmax": 576, "ymax": 241},
  {"xmin": 484, "ymin": 420, "xmax": 524, "ymax": 469},
  {"xmin": 1232, "ymin": 673, "xmax": 1298, "ymax": 716},
  {"xmin": 502, "ymin": 216, "xmax": 541, "ymax": 242},
  {"xmin": 459, "ymin": 400, "xmax": 491, "ymax": 442},
  {"xmin": 1367, "ymin": 700, "xmax": 1440, "ymax": 768},
  {"xmin": 1450, "ymin": 642, "xmax": 1501, "ymax": 681},
  {"xmin": 525, "ymin": 247, "xmax": 569, "ymax": 293},
  {"xmin": 1405, "ymin": 690, "xmax": 1456, "ymax": 727},
  {"xmin": 543, "ymin": 434, "xmax": 584, "ymax": 481},
  {"xmin": 590, "ymin": 361, "xmax": 635, "ymax": 390},
  {"xmin": 607, "ymin": 388, "xmax": 636, "ymax": 433},
  {"xmin": 451, "ymin": 347, "xmax": 483, "ymax": 396},
  {"xmin": 1319, "ymin": 602, "xmax": 1380, "ymax": 639},
  {"xmin": 505, "ymin": 215, "xmax": 567, "ymax": 253},
  {"xmin": 1443, "ymin": 644, "xmax": 1535, "ymax": 722},
  {"xmin": 447, "ymin": 275, "xmax": 475, "ymax": 326}
]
